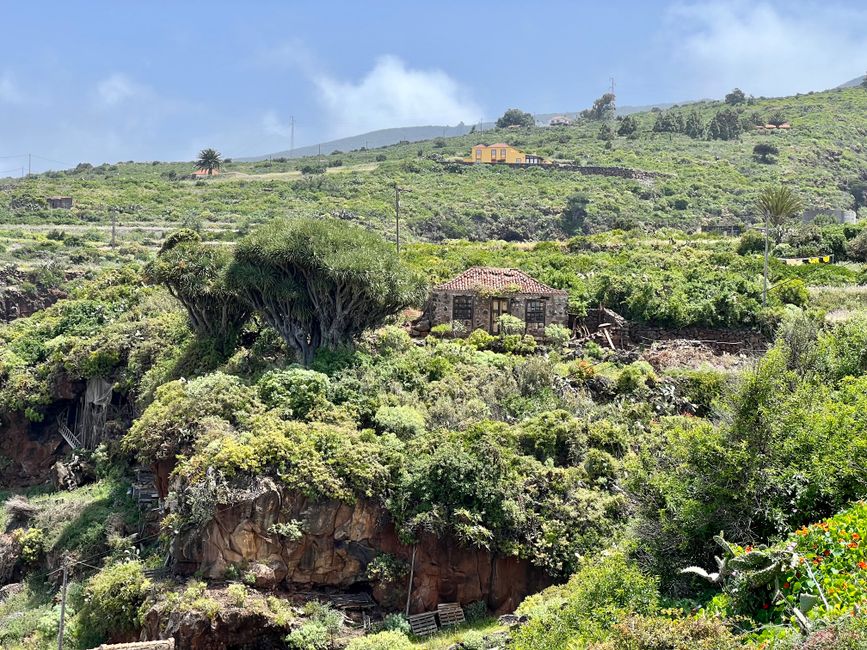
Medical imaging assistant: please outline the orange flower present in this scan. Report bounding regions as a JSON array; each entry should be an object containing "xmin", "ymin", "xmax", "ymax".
[
  {"xmin": 858, "ymin": 561, "xmax": 867, "ymax": 570},
  {"xmin": 783, "ymin": 582, "xmax": 790, "ymax": 589},
  {"xmin": 745, "ymin": 545, "xmax": 753, "ymax": 553},
  {"xmin": 853, "ymin": 533, "xmax": 861, "ymax": 541},
  {"xmin": 849, "ymin": 542, "xmax": 859, "ymax": 549}
]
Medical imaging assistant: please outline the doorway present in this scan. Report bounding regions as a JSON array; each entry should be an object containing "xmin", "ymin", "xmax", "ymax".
[{"xmin": 490, "ymin": 297, "xmax": 510, "ymax": 333}]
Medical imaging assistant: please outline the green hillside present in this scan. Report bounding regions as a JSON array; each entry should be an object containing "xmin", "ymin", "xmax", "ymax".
[{"xmin": 3, "ymin": 88, "xmax": 866, "ymax": 244}]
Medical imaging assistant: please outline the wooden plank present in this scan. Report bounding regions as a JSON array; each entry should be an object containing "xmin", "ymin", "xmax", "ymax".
[
  {"xmin": 437, "ymin": 603, "xmax": 466, "ymax": 627},
  {"xmin": 408, "ymin": 611, "xmax": 438, "ymax": 636}
]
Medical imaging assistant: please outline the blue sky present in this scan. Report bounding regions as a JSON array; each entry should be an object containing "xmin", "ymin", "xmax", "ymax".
[{"xmin": 1, "ymin": 0, "xmax": 866, "ymax": 172}]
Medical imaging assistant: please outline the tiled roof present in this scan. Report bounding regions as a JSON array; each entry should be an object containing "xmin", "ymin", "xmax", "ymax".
[{"xmin": 434, "ymin": 267, "xmax": 567, "ymax": 295}]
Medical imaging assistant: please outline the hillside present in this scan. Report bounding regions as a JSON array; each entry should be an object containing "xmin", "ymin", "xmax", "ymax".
[{"xmin": 3, "ymin": 87, "xmax": 866, "ymax": 248}]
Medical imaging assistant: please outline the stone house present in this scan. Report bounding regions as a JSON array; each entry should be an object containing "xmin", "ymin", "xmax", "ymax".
[{"xmin": 426, "ymin": 267, "xmax": 568, "ymax": 336}]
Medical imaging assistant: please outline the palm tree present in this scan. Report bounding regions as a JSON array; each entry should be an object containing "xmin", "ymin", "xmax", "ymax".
[
  {"xmin": 757, "ymin": 186, "xmax": 803, "ymax": 305},
  {"xmin": 195, "ymin": 148, "xmax": 223, "ymax": 175}
]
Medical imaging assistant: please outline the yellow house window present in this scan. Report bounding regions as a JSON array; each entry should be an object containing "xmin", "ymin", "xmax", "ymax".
[
  {"xmin": 490, "ymin": 150, "xmax": 496, "ymax": 161},
  {"xmin": 475, "ymin": 149, "xmax": 482, "ymax": 159},
  {"xmin": 500, "ymin": 148, "xmax": 507, "ymax": 158}
]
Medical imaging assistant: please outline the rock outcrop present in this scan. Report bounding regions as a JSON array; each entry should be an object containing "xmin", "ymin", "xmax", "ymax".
[
  {"xmin": 141, "ymin": 606, "xmax": 286, "ymax": 650},
  {"xmin": 173, "ymin": 483, "xmax": 551, "ymax": 614}
]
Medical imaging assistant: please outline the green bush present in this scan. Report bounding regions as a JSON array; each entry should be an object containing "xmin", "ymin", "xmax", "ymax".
[
  {"xmin": 75, "ymin": 561, "xmax": 151, "ymax": 647},
  {"xmin": 286, "ymin": 621, "xmax": 329, "ymax": 650},
  {"xmin": 373, "ymin": 405, "xmax": 427, "ymax": 439},
  {"xmin": 771, "ymin": 279, "xmax": 809, "ymax": 307},
  {"xmin": 258, "ymin": 367, "xmax": 330, "ymax": 420},
  {"xmin": 467, "ymin": 328, "xmax": 495, "ymax": 350},
  {"xmin": 737, "ymin": 229, "xmax": 766, "ymax": 255},
  {"xmin": 607, "ymin": 614, "xmax": 740, "ymax": 649},
  {"xmin": 380, "ymin": 612, "xmax": 411, "ymax": 635},
  {"xmin": 513, "ymin": 553, "xmax": 659, "ymax": 649}
]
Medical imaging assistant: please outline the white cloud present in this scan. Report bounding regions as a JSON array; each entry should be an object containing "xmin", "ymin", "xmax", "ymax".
[
  {"xmin": 0, "ymin": 71, "xmax": 24, "ymax": 104},
  {"xmin": 95, "ymin": 73, "xmax": 143, "ymax": 107},
  {"xmin": 666, "ymin": 1, "xmax": 867, "ymax": 97},
  {"xmin": 312, "ymin": 55, "xmax": 480, "ymax": 136}
]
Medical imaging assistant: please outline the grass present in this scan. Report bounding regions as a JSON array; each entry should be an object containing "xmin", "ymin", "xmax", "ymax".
[{"xmin": 410, "ymin": 618, "xmax": 506, "ymax": 648}]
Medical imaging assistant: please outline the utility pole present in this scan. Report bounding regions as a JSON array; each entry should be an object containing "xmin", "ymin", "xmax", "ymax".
[
  {"xmin": 110, "ymin": 210, "xmax": 117, "ymax": 248},
  {"xmin": 57, "ymin": 557, "xmax": 69, "ymax": 650},
  {"xmin": 394, "ymin": 183, "xmax": 411, "ymax": 255},
  {"xmin": 609, "ymin": 76, "xmax": 616, "ymax": 96},
  {"xmin": 28, "ymin": 153, "xmax": 31, "ymax": 178},
  {"xmin": 290, "ymin": 115, "xmax": 295, "ymax": 155},
  {"xmin": 404, "ymin": 545, "xmax": 417, "ymax": 617},
  {"xmin": 762, "ymin": 214, "xmax": 769, "ymax": 306}
]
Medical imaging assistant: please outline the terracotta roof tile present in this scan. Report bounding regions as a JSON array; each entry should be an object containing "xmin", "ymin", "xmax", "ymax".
[{"xmin": 434, "ymin": 267, "xmax": 567, "ymax": 295}]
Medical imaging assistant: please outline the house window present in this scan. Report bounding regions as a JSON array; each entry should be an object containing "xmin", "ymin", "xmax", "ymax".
[
  {"xmin": 453, "ymin": 296, "xmax": 473, "ymax": 322},
  {"xmin": 525, "ymin": 299, "xmax": 545, "ymax": 325},
  {"xmin": 490, "ymin": 149, "xmax": 496, "ymax": 161},
  {"xmin": 475, "ymin": 149, "xmax": 482, "ymax": 159},
  {"xmin": 500, "ymin": 148, "xmax": 507, "ymax": 158}
]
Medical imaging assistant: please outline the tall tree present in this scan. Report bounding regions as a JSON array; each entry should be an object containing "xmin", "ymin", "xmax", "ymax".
[
  {"xmin": 195, "ymin": 148, "xmax": 223, "ymax": 175},
  {"xmin": 683, "ymin": 111, "xmax": 705, "ymax": 139},
  {"xmin": 228, "ymin": 218, "xmax": 427, "ymax": 366},
  {"xmin": 581, "ymin": 93, "xmax": 616, "ymax": 120},
  {"xmin": 707, "ymin": 109, "xmax": 743, "ymax": 141},
  {"xmin": 145, "ymin": 229, "xmax": 250, "ymax": 352},
  {"xmin": 757, "ymin": 186, "xmax": 804, "ymax": 305},
  {"xmin": 496, "ymin": 108, "xmax": 535, "ymax": 129},
  {"xmin": 724, "ymin": 88, "xmax": 747, "ymax": 105},
  {"xmin": 616, "ymin": 115, "xmax": 638, "ymax": 136}
]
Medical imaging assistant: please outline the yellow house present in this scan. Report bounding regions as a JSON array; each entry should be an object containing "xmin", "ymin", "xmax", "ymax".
[{"xmin": 466, "ymin": 143, "xmax": 544, "ymax": 165}]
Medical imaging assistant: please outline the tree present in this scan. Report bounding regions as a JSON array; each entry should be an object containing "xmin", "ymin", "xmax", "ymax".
[
  {"xmin": 616, "ymin": 115, "xmax": 638, "ymax": 136},
  {"xmin": 753, "ymin": 143, "xmax": 779, "ymax": 163},
  {"xmin": 707, "ymin": 109, "xmax": 742, "ymax": 140},
  {"xmin": 228, "ymin": 218, "xmax": 427, "ymax": 366},
  {"xmin": 652, "ymin": 111, "xmax": 684, "ymax": 135},
  {"xmin": 767, "ymin": 110, "xmax": 787, "ymax": 126},
  {"xmin": 496, "ymin": 108, "xmax": 534, "ymax": 129},
  {"xmin": 145, "ymin": 229, "xmax": 250, "ymax": 351},
  {"xmin": 562, "ymin": 192, "xmax": 590, "ymax": 234},
  {"xmin": 597, "ymin": 123, "xmax": 614, "ymax": 141},
  {"xmin": 581, "ymin": 92, "xmax": 616, "ymax": 120},
  {"xmin": 861, "ymin": 72, "xmax": 867, "ymax": 89},
  {"xmin": 758, "ymin": 186, "xmax": 804, "ymax": 304},
  {"xmin": 195, "ymin": 148, "xmax": 223, "ymax": 175},
  {"xmin": 683, "ymin": 111, "xmax": 705, "ymax": 139},
  {"xmin": 724, "ymin": 88, "xmax": 747, "ymax": 105}
]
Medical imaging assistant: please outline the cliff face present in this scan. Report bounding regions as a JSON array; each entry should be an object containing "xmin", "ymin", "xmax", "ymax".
[{"xmin": 172, "ymin": 483, "xmax": 551, "ymax": 614}]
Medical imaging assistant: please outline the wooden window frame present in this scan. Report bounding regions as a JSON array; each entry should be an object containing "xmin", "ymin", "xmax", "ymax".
[
  {"xmin": 452, "ymin": 295, "xmax": 473, "ymax": 322},
  {"xmin": 525, "ymin": 299, "xmax": 546, "ymax": 325}
]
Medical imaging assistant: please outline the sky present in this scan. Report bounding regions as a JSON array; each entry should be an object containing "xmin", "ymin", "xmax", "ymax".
[{"xmin": 1, "ymin": 0, "xmax": 866, "ymax": 172}]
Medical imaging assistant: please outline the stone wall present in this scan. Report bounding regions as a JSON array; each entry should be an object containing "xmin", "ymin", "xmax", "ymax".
[
  {"xmin": 172, "ymin": 484, "xmax": 551, "ymax": 614},
  {"xmin": 629, "ymin": 324, "xmax": 768, "ymax": 352},
  {"xmin": 430, "ymin": 290, "xmax": 567, "ymax": 335}
]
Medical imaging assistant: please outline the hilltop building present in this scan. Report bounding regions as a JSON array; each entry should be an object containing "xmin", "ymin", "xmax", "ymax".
[
  {"xmin": 549, "ymin": 115, "xmax": 572, "ymax": 126},
  {"xmin": 46, "ymin": 196, "xmax": 73, "ymax": 209},
  {"xmin": 466, "ymin": 144, "xmax": 544, "ymax": 165},
  {"xmin": 426, "ymin": 267, "xmax": 568, "ymax": 336}
]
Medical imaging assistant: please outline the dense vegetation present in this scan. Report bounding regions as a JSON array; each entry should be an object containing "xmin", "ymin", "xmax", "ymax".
[{"xmin": 4, "ymin": 86, "xmax": 867, "ymax": 649}]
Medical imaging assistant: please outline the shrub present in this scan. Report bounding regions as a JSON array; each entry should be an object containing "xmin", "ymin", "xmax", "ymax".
[
  {"xmin": 460, "ymin": 630, "xmax": 486, "ymax": 650},
  {"xmin": 257, "ymin": 368, "xmax": 330, "ymax": 420},
  {"xmin": 771, "ymin": 279, "xmax": 809, "ymax": 307},
  {"xmin": 373, "ymin": 405, "xmax": 427, "ymax": 439},
  {"xmin": 846, "ymin": 229, "xmax": 867, "ymax": 261},
  {"xmin": 544, "ymin": 323, "xmax": 571, "ymax": 347},
  {"xmin": 497, "ymin": 314, "xmax": 526, "ymax": 335},
  {"xmin": 464, "ymin": 599, "xmax": 488, "ymax": 622},
  {"xmin": 616, "ymin": 361, "xmax": 656, "ymax": 395},
  {"xmin": 347, "ymin": 630, "xmax": 413, "ymax": 650},
  {"xmin": 737, "ymin": 230, "xmax": 765, "ymax": 255},
  {"xmin": 13, "ymin": 527, "xmax": 44, "ymax": 566},
  {"xmin": 286, "ymin": 621, "xmax": 329, "ymax": 650},
  {"xmin": 226, "ymin": 583, "xmax": 247, "ymax": 607},
  {"xmin": 608, "ymin": 614, "xmax": 740, "ymax": 649},
  {"xmin": 375, "ymin": 154, "xmax": 387, "ymax": 162},
  {"xmin": 75, "ymin": 561, "xmax": 151, "ymax": 647},
  {"xmin": 467, "ymin": 328, "xmax": 495, "ymax": 350},
  {"xmin": 513, "ymin": 553, "xmax": 659, "ymax": 649},
  {"xmin": 380, "ymin": 613, "xmax": 411, "ymax": 634}
]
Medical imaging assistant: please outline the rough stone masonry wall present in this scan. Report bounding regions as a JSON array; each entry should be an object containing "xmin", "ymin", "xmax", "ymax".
[
  {"xmin": 172, "ymin": 483, "xmax": 551, "ymax": 614},
  {"xmin": 430, "ymin": 290, "xmax": 567, "ymax": 334}
]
